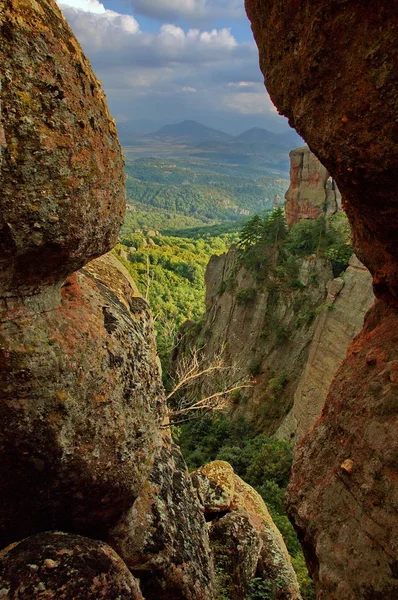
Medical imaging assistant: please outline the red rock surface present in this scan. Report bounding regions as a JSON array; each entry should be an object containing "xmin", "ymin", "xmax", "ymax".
[
  {"xmin": 245, "ymin": 0, "xmax": 398, "ymax": 307},
  {"xmin": 245, "ymin": 1, "xmax": 398, "ymax": 597},
  {"xmin": 0, "ymin": 0, "xmax": 125, "ymax": 296},
  {"xmin": 0, "ymin": 257, "xmax": 164, "ymax": 548},
  {"xmin": 0, "ymin": 531, "xmax": 144, "ymax": 599},
  {"xmin": 287, "ymin": 300, "xmax": 398, "ymax": 599},
  {"xmin": 285, "ymin": 146, "xmax": 339, "ymax": 227}
]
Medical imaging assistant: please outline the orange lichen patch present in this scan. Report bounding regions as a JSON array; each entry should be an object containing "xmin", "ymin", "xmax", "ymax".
[{"xmin": 340, "ymin": 459, "xmax": 354, "ymax": 474}]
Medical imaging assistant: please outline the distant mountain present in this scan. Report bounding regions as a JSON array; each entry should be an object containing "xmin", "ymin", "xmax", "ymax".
[
  {"xmin": 236, "ymin": 127, "xmax": 302, "ymax": 148},
  {"xmin": 149, "ymin": 120, "xmax": 233, "ymax": 144},
  {"xmin": 236, "ymin": 127, "xmax": 287, "ymax": 145}
]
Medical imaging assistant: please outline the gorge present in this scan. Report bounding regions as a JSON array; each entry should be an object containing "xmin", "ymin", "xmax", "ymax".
[{"xmin": 0, "ymin": 0, "xmax": 397, "ymax": 599}]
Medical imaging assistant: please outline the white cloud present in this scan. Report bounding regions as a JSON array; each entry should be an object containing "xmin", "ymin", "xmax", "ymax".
[
  {"xmin": 223, "ymin": 91, "xmax": 278, "ymax": 115},
  {"xmin": 56, "ymin": 0, "xmax": 283, "ymax": 128}
]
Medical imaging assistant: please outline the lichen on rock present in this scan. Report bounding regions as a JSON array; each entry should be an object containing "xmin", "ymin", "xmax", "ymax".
[{"xmin": 0, "ymin": 531, "xmax": 144, "ymax": 599}]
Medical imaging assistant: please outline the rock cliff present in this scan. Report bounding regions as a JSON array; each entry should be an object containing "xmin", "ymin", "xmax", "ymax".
[
  {"xmin": 0, "ymin": 2, "xmax": 215, "ymax": 598},
  {"xmin": 174, "ymin": 245, "xmax": 333, "ymax": 434},
  {"xmin": 285, "ymin": 146, "xmax": 340, "ymax": 227},
  {"xmin": 277, "ymin": 254, "xmax": 374, "ymax": 443},
  {"xmin": 246, "ymin": 0, "xmax": 398, "ymax": 597},
  {"xmin": 172, "ymin": 147, "xmax": 372, "ymax": 439}
]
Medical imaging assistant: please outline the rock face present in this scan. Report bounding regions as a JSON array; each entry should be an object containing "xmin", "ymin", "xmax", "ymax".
[
  {"xmin": 173, "ymin": 246, "xmax": 333, "ymax": 434},
  {"xmin": 0, "ymin": 531, "xmax": 144, "ymax": 599},
  {"xmin": 287, "ymin": 300, "xmax": 398, "ymax": 599},
  {"xmin": 109, "ymin": 437, "xmax": 215, "ymax": 600},
  {"xmin": 192, "ymin": 461, "xmax": 302, "ymax": 600},
  {"xmin": 0, "ymin": 0, "xmax": 125, "ymax": 297},
  {"xmin": 245, "ymin": 0, "xmax": 398, "ymax": 308},
  {"xmin": 0, "ymin": 4, "xmax": 217, "ymax": 599},
  {"xmin": 277, "ymin": 255, "xmax": 374, "ymax": 443},
  {"xmin": 285, "ymin": 147, "xmax": 340, "ymax": 227},
  {"xmin": 0, "ymin": 254, "xmax": 164, "ymax": 547},
  {"xmin": 245, "ymin": 1, "xmax": 398, "ymax": 597}
]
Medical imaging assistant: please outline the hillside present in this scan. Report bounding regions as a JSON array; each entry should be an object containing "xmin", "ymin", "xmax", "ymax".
[{"xmin": 123, "ymin": 156, "xmax": 288, "ymax": 232}]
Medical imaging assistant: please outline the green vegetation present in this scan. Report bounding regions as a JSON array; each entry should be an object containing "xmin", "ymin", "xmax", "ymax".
[
  {"xmin": 123, "ymin": 157, "xmax": 288, "ymax": 232},
  {"xmin": 178, "ymin": 414, "xmax": 314, "ymax": 599},
  {"xmin": 115, "ymin": 231, "xmax": 238, "ymax": 368},
  {"xmin": 238, "ymin": 209, "xmax": 352, "ymax": 278}
]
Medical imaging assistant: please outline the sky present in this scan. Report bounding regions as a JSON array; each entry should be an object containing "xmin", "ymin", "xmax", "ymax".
[{"xmin": 57, "ymin": 0, "xmax": 292, "ymax": 135}]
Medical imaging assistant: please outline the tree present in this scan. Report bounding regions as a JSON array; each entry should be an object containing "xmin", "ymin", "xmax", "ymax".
[{"xmin": 166, "ymin": 345, "xmax": 251, "ymax": 425}]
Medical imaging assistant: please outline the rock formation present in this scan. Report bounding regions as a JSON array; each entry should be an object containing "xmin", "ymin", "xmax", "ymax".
[
  {"xmin": 0, "ymin": 0, "xmax": 125, "ymax": 297},
  {"xmin": 277, "ymin": 254, "xmax": 374, "ymax": 443},
  {"xmin": 173, "ymin": 246, "xmax": 333, "ymax": 434},
  {"xmin": 285, "ymin": 146, "xmax": 340, "ymax": 227},
  {"xmin": 0, "ymin": 2, "xmax": 215, "ymax": 598},
  {"xmin": 192, "ymin": 461, "xmax": 302, "ymax": 600},
  {"xmin": 109, "ymin": 436, "xmax": 215, "ymax": 600},
  {"xmin": 0, "ymin": 531, "xmax": 145, "ymax": 600},
  {"xmin": 245, "ymin": 0, "xmax": 398, "ymax": 597}
]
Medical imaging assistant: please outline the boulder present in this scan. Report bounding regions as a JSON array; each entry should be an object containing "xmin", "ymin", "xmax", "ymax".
[
  {"xmin": 109, "ymin": 440, "xmax": 215, "ymax": 600},
  {"xmin": 209, "ymin": 511, "xmax": 262, "ymax": 600},
  {"xmin": 0, "ymin": 531, "xmax": 144, "ymax": 599},
  {"xmin": 0, "ymin": 0, "xmax": 125, "ymax": 296},
  {"xmin": 0, "ymin": 254, "xmax": 164, "ymax": 547},
  {"xmin": 192, "ymin": 461, "xmax": 302, "ymax": 600}
]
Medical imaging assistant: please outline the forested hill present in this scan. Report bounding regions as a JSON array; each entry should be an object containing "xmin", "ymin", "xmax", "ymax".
[{"xmin": 123, "ymin": 156, "xmax": 288, "ymax": 233}]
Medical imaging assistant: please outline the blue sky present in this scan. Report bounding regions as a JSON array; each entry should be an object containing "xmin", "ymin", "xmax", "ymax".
[{"xmin": 57, "ymin": 0, "xmax": 291, "ymax": 135}]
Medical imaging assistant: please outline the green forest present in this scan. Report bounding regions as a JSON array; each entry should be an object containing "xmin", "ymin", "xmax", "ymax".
[{"xmin": 123, "ymin": 157, "xmax": 288, "ymax": 231}]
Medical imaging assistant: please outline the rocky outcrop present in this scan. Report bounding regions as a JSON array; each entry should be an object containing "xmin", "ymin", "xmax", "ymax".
[
  {"xmin": 0, "ymin": 531, "xmax": 144, "ymax": 599},
  {"xmin": 0, "ymin": 3, "xmax": 216, "ymax": 599},
  {"xmin": 287, "ymin": 300, "xmax": 398, "ymax": 599},
  {"xmin": 277, "ymin": 255, "xmax": 374, "ymax": 443},
  {"xmin": 0, "ymin": 253, "xmax": 164, "ymax": 547},
  {"xmin": 109, "ymin": 437, "xmax": 215, "ymax": 600},
  {"xmin": 245, "ymin": 1, "xmax": 398, "ymax": 597},
  {"xmin": 285, "ymin": 147, "xmax": 340, "ymax": 227},
  {"xmin": 245, "ymin": 0, "xmax": 398, "ymax": 308},
  {"xmin": 173, "ymin": 246, "xmax": 333, "ymax": 434},
  {"xmin": 192, "ymin": 461, "xmax": 302, "ymax": 600},
  {"xmin": 0, "ymin": 0, "xmax": 125, "ymax": 297}
]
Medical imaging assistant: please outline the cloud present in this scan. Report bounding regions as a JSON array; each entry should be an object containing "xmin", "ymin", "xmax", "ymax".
[
  {"xmin": 126, "ymin": 0, "xmax": 244, "ymax": 22},
  {"xmin": 56, "ymin": 0, "xmax": 285, "ymax": 131}
]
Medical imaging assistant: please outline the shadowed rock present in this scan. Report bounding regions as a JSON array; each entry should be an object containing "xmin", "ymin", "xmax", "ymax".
[
  {"xmin": 192, "ymin": 461, "xmax": 302, "ymax": 600},
  {"xmin": 110, "ymin": 439, "xmax": 215, "ymax": 600},
  {"xmin": 0, "ymin": 254, "xmax": 164, "ymax": 548},
  {"xmin": 0, "ymin": 531, "xmax": 144, "ymax": 599}
]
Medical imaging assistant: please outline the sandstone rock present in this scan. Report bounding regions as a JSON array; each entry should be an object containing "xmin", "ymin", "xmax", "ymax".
[
  {"xmin": 191, "ymin": 461, "xmax": 235, "ymax": 513},
  {"xmin": 276, "ymin": 255, "xmax": 374, "ymax": 443},
  {"xmin": 285, "ymin": 147, "xmax": 340, "ymax": 227},
  {"xmin": 0, "ymin": 0, "xmax": 125, "ymax": 296},
  {"xmin": 109, "ymin": 440, "xmax": 215, "ymax": 600},
  {"xmin": 0, "ymin": 531, "xmax": 144, "ymax": 599},
  {"xmin": 287, "ymin": 299, "xmax": 398, "ymax": 599},
  {"xmin": 245, "ymin": 0, "xmax": 398, "ymax": 307},
  {"xmin": 193, "ymin": 461, "xmax": 302, "ymax": 600},
  {"xmin": 173, "ymin": 246, "xmax": 333, "ymax": 434},
  {"xmin": 0, "ymin": 254, "xmax": 164, "ymax": 548},
  {"xmin": 245, "ymin": 4, "xmax": 398, "ymax": 596},
  {"xmin": 209, "ymin": 511, "xmax": 262, "ymax": 600}
]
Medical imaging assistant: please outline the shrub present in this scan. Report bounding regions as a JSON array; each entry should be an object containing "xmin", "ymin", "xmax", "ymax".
[
  {"xmin": 237, "ymin": 288, "xmax": 257, "ymax": 304},
  {"xmin": 248, "ymin": 360, "xmax": 263, "ymax": 377}
]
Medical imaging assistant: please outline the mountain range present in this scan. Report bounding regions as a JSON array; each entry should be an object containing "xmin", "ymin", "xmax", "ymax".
[{"xmin": 118, "ymin": 120, "xmax": 302, "ymax": 172}]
